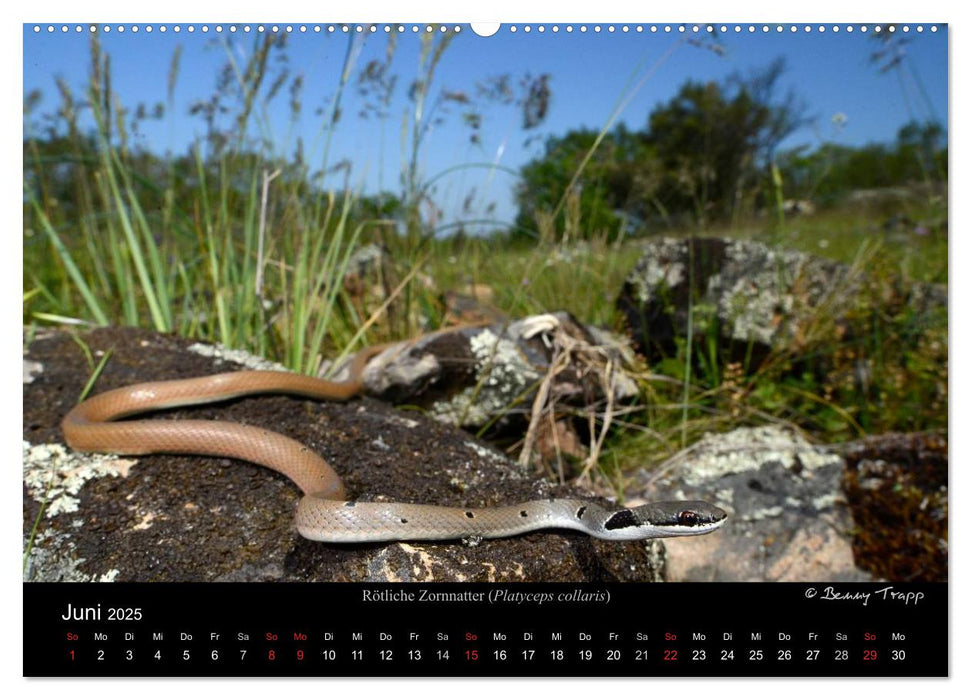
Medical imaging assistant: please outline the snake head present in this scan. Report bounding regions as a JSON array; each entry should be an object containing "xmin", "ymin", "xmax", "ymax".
[{"xmin": 611, "ymin": 500, "xmax": 728, "ymax": 539}]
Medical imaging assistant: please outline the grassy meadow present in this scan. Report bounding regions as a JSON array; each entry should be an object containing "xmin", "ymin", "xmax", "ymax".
[{"xmin": 23, "ymin": 30, "xmax": 947, "ymax": 490}]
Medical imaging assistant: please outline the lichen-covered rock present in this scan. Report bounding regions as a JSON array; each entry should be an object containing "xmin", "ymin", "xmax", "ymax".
[
  {"xmin": 23, "ymin": 327, "xmax": 663, "ymax": 583},
  {"xmin": 344, "ymin": 311, "xmax": 638, "ymax": 431},
  {"xmin": 632, "ymin": 425, "xmax": 873, "ymax": 582},
  {"xmin": 617, "ymin": 236, "xmax": 947, "ymax": 366},
  {"xmin": 841, "ymin": 432, "xmax": 947, "ymax": 582}
]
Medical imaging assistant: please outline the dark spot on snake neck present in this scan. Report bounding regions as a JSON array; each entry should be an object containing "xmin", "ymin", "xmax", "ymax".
[
  {"xmin": 603, "ymin": 509, "xmax": 640, "ymax": 531},
  {"xmin": 400, "ymin": 518, "xmax": 408, "ymax": 524},
  {"xmin": 576, "ymin": 506, "xmax": 587, "ymax": 519},
  {"xmin": 344, "ymin": 501, "xmax": 357, "ymax": 507},
  {"xmin": 465, "ymin": 511, "xmax": 475, "ymax": 519},
  {"xmin": 520, "ymin": 510, "xmax": 528, "ymax": 518}
]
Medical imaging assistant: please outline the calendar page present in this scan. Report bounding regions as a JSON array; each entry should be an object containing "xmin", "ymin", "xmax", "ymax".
[{"xmin": 22, "ymin": 17, "xmax": 949, "ymax": 678}]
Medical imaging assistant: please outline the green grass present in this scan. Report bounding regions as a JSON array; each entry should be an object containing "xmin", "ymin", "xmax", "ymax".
[
  {"xmin": 23, "ymin": 30, "xmax": 948, "ymax": 493},
  {"xmin": 421, "ymin": 209, "xmax": 947, "ymax": 480},
  {"xmin": 424, "ymin": 234, "xmax": 643, "ymax": 328}
]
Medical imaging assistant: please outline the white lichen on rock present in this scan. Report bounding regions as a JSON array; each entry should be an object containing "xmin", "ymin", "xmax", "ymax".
[
  {"xmin": 23, "ymin": 359, "xmax": 44, "ymax": 384},
  {"xmin": 23, "ymin": 529, "xmax": 121, "ymax": 582},
  {"xmin": 364, "ymin": 542, "xmax": 439, "ymax": 583},
  {"xmin": 384, "ymin": 414, "xmax": 420, "ymax": 430},
  {"xmin": 188, "ymin": 342, "xmax": 288, "ymax": 371},
  {"xmin": 670, "ymin": 425, "xmax": 841, "ymax": 486},
  {"xmin": 716, "ymin": 240, "xmax": 812, "ymax": 345},
  {"xmin": 22, "ymin": 441, "xmax": 135, "ymax": 517},
  {"xmin": 430, "ymin": 329, "xmax": 541, "ymax": 426},
  {"xmin": 625, "ymin": 237, "xmax": 860, "ymax": 349},
  {"xmin": 741, "ymin": 505, "xmax": 785, "ymax": 522},
  {"xmin": 463, "ymin": 440, "xmax": 509, "ymax": 465},
  {"xmin": 627, "ymin": 237, "xmax": 688, "ymax": 303},
  {"xmin": 812, "ymin": 492, "xmax": 840, "ymax": 511}
]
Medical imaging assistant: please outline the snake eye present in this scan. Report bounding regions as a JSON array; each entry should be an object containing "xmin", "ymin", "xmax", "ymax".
[{"xmin": 678, "ymin": 510, "xmax": 700, "ymax": 527}]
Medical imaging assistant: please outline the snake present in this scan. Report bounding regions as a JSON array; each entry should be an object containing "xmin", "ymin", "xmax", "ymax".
[{"xmin": 61, "ymin": 343, "xmax": 728, "ymax": 543}]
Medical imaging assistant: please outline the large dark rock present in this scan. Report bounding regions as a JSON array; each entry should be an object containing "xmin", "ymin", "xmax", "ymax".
[
  {"xmin": 841, "ymin": 432, "xmax": 947, "ymax": 582},
  {"xmin": 23, "ymin": 327, "xmax": 664, "ymax": 583},
  {"xmin": 617, "ymin": 236, "xmax": 946, "ymax": 367}
]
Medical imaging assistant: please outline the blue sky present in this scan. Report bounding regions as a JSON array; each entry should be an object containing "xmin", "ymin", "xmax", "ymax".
[{"xmin": 23, "ymin": 23, "xmax": 948, "ymax": 229}]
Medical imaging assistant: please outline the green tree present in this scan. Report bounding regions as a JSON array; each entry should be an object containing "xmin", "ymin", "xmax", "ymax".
[
  {"xmin": 515, "ymin": 125, "xmax": 659, "ymax": 239},
  {"xmin": 515, "ymin": 58, "xmax": 806, "ymax": 237},
  {"xmin": 774, "ymin": 119, "xmax": 947, "ymax": 205},
  {"xmin": 646, "ymin": 58, "xmax": 805, "ymax": 224}
]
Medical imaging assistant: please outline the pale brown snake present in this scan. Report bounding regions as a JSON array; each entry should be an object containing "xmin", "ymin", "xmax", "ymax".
[{"xmin": 62, "ymin": 343, "xmax": 727, "ymax": 542}]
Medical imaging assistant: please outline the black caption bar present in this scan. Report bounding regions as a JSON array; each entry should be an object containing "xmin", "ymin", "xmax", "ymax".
[{"xmin": 24, "ymin": 582, "xmax": 947, "ymax": 677}]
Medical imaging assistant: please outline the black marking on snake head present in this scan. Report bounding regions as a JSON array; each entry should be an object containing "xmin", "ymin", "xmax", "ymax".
[
  {"xmin": 344, "ymin": 501, "xmax": 357, "ymax": 508},
  {"xmin": 465, "ymin": 511, "xmax": 475, "ymax": 519},
  {"xmin": 576, "ymin": 506, "xmax": 587, "ymax": 519},
  {"xmin": 604, "ymin": 509, "xmax": 640, "ymax": 531},
  {"xmin": 520, "ymin": 510, "xmax": 528, "ymax": 518},
  {"xmin": 400, "ymin": 518, "xmax": 409, "ymax": 524}
]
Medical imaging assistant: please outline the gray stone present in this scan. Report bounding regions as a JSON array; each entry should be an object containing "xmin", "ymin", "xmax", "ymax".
[
  {"xmin": 631, "ymin": 425, "xmax": 874, "ymax": 582},
  {"xmin": 617, "ymin": 236, "xmax": 946, "ymax": 366}
]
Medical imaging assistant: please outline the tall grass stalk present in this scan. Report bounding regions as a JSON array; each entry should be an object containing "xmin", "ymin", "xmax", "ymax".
[
  {"xmin": 23, "ymin": 29, "xmax": 947, "ymax": 487},
  {"xmin": 25, "ymin": 32, "xmax": 406, "ymax": 375},
  {"xmin": 681, "ymin": 243, "xmax": 695, "ymax": 449},
  {"xmin": 96, "ymin": 148, "xmax": 173, "ymax": 331},
  {"xmin": 289, "ymin": 191, "xmax": 364, "ymax": 374},
  {"xmin": 402, "ymin": 31, "xmax": 454, "ymax": 243},
  {"xmin": 550, "ymin": 39, "xmax": 683, "ymax": 226},
  {"xmin": 29, "ymin": 201, "xmax": 110, "ymax": 326}
]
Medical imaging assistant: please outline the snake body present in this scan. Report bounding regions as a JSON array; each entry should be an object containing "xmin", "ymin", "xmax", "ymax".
[{"xmin": 61, "ymin": 345, "xmax": 727, "ymax": 543}]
